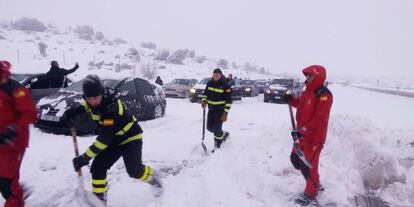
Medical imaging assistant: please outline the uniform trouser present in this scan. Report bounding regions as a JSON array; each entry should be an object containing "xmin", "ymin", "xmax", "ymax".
[
  {"xmin": 0, "ymin": 148, "xmax": 25, "ymax": 207},
  {"xmin": 89, "ymin": 140, "xmax": 153, "ymax": 195},
  {"xmin": 290, "ymin": 141, "xmax": 323, "ymax": 198},
  {"xmin": 206, "ymin": 109, "xmax": 225, "ymax": 142}
]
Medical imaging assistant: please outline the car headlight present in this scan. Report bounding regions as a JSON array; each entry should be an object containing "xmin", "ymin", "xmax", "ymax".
[
  {"xmin": 265, "ymin": 89, "xmax": 271, "ymax": 93},
  {"xmin": 286, "ymin": 89, "xmax": 292, "ymax": 95},
  {"xmin": 245, "ymin": 88, "xmax": 251, "ymax": 92},
  {"xmin": 189, "ymin": 88, "xmax": 196, "ymax": 93}
]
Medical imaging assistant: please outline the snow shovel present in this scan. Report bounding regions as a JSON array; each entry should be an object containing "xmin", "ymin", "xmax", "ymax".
[
  {"xmin": 288, "ymin": 104, "xmax": 313, "ymax": 169},
  {"xmin": 70, "ymin": 127, "xmax": 106, "ymax": 207},
  {"xmin": 201, "ymin": 108, "xmax": 209, "ymax": 155}
]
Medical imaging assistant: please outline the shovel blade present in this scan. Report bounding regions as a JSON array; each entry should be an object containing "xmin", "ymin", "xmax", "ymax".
[
  {"xmin": 201, "ymin": 142, "xmax": 209, "ymax": 156},
  {"xmin": 76, "ymin": 178, "xmax": 106, "ymax": 207}
]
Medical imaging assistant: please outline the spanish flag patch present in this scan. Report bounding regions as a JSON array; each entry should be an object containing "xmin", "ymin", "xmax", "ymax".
[
  {"xmin": 226, "ymin": 89, "xmax": 232, "ymax": 93},
  {"xmin": 13, "ymin": 89, "xmax": 26, "ymax": 98},
  {"xmin": 103, "ymin": 119, "xmax": 114, "ymax": 126},
  {"xmin": 320, "ymin": 96, "xmax": 328, "ymax": 101}
]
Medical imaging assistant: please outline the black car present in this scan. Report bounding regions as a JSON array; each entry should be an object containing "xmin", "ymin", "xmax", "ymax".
[
  {"xmin": 35, "ymin": 77, "xmax": 166, "ymax": 135},
  {"xmin": 10, "ymin": 73, "xmax": 37, "ymax": 83},
  {"xmin": 240, "ymin": 79, "xmax": 260, "ymax": 97},
  {"xmin": 188, "ymin": 78, "xmax": 242, "ymax": 102},
  {"xmin": 264, "ymin": 79, "xmax": 296, "ymax": 103},
  {"xmin": 17, "ymin": 73, "xmax": 74, "ymax": 103}
]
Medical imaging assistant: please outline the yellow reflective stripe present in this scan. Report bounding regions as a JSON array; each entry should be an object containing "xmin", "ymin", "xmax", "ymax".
[
  {"xmin": 224, "ymin": 108, "xmax": 230, "ymax": 112},
  {"xmin": 119, "ymin": 133, "xmax": 143, "ymax": 145},
  {"xmin": 225, "ymin": 104, "xmax": 232, "ymax": 107},
  {"xmin": 91, "ymin": 114, "xmax": 100, "ymax": 121},
  {"xmin": 116, "ymin": 121, "xmax": 134, "ymax": 136},
  {"xmin": 208, "ymin": 87, "xmax": 224, "ymax": 93},
  {"xmin": 93, "ymin": 186, "xmax": 108, "ymax": 193},
  {"xmin": 214, "ymin": 135, "xmax": 224, "ymax": 140},
  {"xmin": 92, "ymin": 179, "xmax": 108, "ymax": 185},
  {"xmin": 94, "ymin": 141, "xmax": 107, "ymax": 150},
  {"xmin": 207, "ymin": 100, "xmax": 226, "ymax": 105},
  {"xmin": 81, "ymin": 101, "xmax": 89, "ymax": 109},
  {"xmin": 140, "ymin": 166, "xmax": 153, "ymax": 182},
  {"xmin": 117, "ymin": 99, "xmax": 124, "ymax": 116},
  {"xmin": 85, "ymin": 148, "xmax": 96, "ymax": 158},
  {"xmin": 82, "ymin": 102, "xmax": 100, "ymax": 121}
]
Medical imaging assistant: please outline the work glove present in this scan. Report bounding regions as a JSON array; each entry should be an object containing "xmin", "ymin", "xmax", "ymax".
[
  {"xmin": 201, "ymin": 100, "xmax": 207, "ymax": 108},
  {"xmin": 73, "ymin": 154, "xmax": 90, "ymax": 171},
  {"xmin": 291, "ymin": 130, "xmax": 303, "ymax": 141},
  {"xmin": 0, "ymin": 125, "xmax": 18, "ymax": 146},
  {"xmin": 221, "ymin": 112, "xmax": 228, "ymax": 122}
]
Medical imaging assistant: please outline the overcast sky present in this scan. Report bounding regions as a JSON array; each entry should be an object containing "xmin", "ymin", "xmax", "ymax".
[{"xmin": 2, "ymin": 0, "xmax": 414, "ymax": 78}]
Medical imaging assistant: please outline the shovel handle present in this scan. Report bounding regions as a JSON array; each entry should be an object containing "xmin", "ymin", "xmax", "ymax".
[{"xmin": 71, "ymin": 127, "xmax": 83, "ymax": 177}]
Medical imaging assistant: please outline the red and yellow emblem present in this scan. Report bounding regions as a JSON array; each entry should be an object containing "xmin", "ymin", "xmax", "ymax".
[
  {"xmin": 103, "ymin": 119, "xmax": 114, "ymax": 126},
  {"xmin": 320, "ymin": 96, "xmax": 328, "ymax": 101},
  {"xmin": 13, "ymin": 89, "xmax": 26, "ymax": 98}
]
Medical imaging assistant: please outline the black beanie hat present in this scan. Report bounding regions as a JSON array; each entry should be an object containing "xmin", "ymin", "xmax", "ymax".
[
  {"xmin": 213, "ymin": 68, "xmax": 222, "ymax": 75},
  {"xmin": 83, "ymin": 75, "xmax": 105, "ymax": 97}
]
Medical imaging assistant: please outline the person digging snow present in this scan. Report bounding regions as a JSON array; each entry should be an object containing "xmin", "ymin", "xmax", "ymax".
[
  {"xmin": 62, "ymin": 75, "xmax": 163, "ymax": 203},
  {"xmin": 201, "ymin": 68, "xmax": 232, "ymax": 150},
  {"xmin": 283, "ymin": 65, "xmax": 333, "ymax": 206},
  {"xmin": 0, "ymin": 60, "xmax": 37, "ymax": 207}
]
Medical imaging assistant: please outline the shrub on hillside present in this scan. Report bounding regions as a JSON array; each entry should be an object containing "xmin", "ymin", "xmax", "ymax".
[{"xmin": 12, "ymin": 17, "xmax": 47, "ymax": 32}]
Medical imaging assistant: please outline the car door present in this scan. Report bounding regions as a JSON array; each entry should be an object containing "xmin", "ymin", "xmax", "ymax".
[
  {"xmin": 117, "ymin": 79, "xmax": 142, "ymax": 118},
  {"xmin": 135, "ymin": 78, "xmax": 158, "ymax": 120},
  {"xmin": 26, "ymin": 76, "xmax": 66, "ymax": 103}
]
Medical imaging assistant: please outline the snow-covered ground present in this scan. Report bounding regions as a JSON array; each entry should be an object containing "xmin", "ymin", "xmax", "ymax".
[{"xmin": 1, "ymin": 84, "xmax": 413, "ymax": 207}]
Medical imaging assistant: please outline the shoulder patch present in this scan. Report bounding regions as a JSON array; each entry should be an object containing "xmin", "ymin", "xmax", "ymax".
[
  {"xmin": 13, "ymin": 89, "xmax": 27, "ymax": 98},
  {"xmin": 226, "ymin": 88, "xmax": 232, "ymax": 93},
  {"xmin": 103, "ymin": 119, "xmax": 114, "ymax": 126},
  {"xmin": 320, "ymin": 96, "xmax": 328, "ymax": 101}
]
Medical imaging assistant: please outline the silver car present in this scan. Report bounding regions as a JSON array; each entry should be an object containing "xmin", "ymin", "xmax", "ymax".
[{"xmin": 162, "ymin": 78, "xmax": 198, "ymax": 98}]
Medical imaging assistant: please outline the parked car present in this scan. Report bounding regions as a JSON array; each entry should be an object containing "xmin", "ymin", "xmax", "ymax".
[
  {"xmin": 35, "ymin": 77, "xmax": 166, "ymax": 135},
  {"xmin": 264, "ymin": 78, "xmax": 296, "ymax": 103},
  {"xmin": 10, "ymin": 73, "xmax": 37, "ymax": 83},
  {"xmin": 162, "ymin": 78, "xmax": 198, "ymax": 98},
  {"xmin": 188, "ymin": 78, "xmax": 242, "ymax": 102},
  {"xmin": 18, "ymin": 73, "xmax": 74, "ymax": 103},
  {"xmin": 256, "ymin": 79, "xmax": 270, "ymax": 94},
  {"xmin": 240, "ymin": 79, "xmax": 260, "ymax": 97}
]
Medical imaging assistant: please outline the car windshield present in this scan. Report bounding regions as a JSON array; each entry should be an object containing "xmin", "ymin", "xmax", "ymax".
[
  {"xmin": 171, "ymin": 79, "xmax": 192, "ymax": 86},
  {"xmin": 64, "ymin": 78, "xmax": 120, "ymax": 92},
  {"xmin": 271, "ymin": 79, "xmax": 293, "ymax": 87},
  {"xmin": 241, "ymin": 80, "xmax": 254, "ymax": 85},
  {"xmin": 10, "ymin": 74, "xmax": 30, "ymax": 82},
  {"xmin": 257, "ymin": 81, "xmax": 268, "ymax": 86},
  {"xmin": 200, "ymin": 78, "xmax": 210, "ymax": 84}
]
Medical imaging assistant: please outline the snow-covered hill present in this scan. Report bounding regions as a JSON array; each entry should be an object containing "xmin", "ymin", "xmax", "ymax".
[{"xmin": 0, "ymin": 27, "xmax": 272, "ymax": 83}]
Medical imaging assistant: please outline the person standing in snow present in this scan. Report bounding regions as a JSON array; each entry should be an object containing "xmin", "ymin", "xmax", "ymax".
[
  {"xmin": 201, "ymin": 68, "xmax": 232, "ymax": 149},
  {"xmin": 283, "ymin": 65, "xmax": 333, "ymax": 205},
  {"xmin": 61, "ymin": 75, "xmax": 163, "ymax": 203},
  {"xmin": 46, "ymin": 60, "xmax": 79, "ymax": 87},
  {"xmin": 0, "ymin": 60, "xmax": 37, "ymax": 207},
  {"xmin": 155, "ymin": 76, "xmax": 163, "ymax": 86}
]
